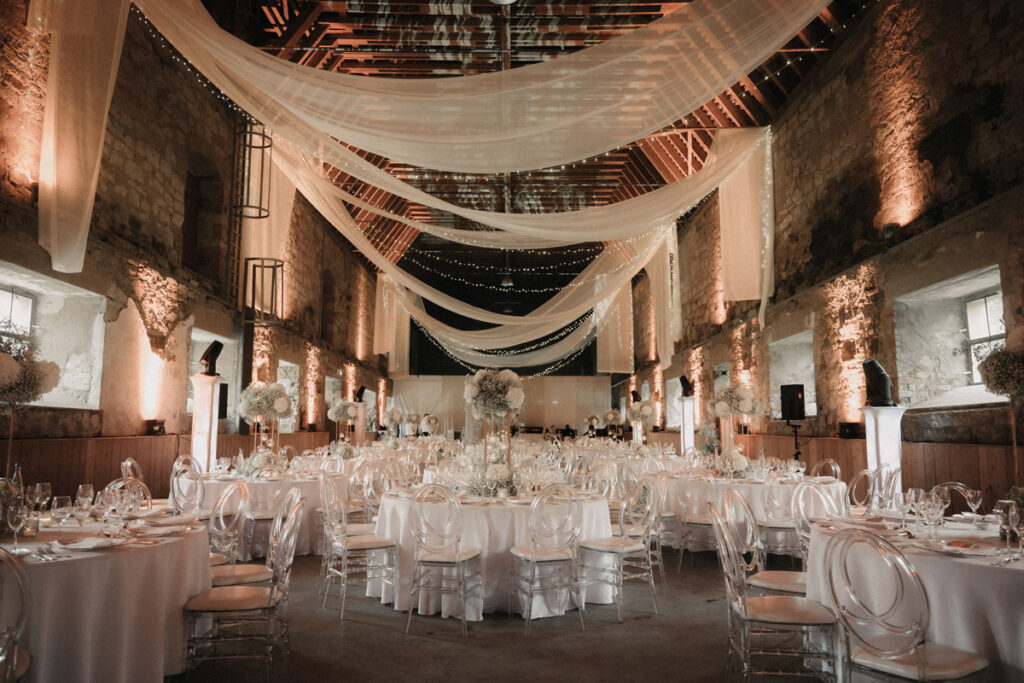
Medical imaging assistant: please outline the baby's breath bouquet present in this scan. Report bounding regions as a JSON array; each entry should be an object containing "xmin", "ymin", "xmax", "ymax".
[
  {"xmin": 327, "ymin": 399, "xmax": 361, "ymax": 423},
  {"xmin": 464, "ymin": 369, "xmax": 525, "ymax": 420},
  {"xmin": 978, "ymin": 346, "xmax": 1024, "ymax": 399},
  {"xmin": 1, "ymin": 326, "xmax": 60, "ymax": 475}
]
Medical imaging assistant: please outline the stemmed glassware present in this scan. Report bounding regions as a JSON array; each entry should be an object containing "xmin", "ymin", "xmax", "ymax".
[
  {"xmin": 965, "ymin": 489, "xmax": 984, "ymax": 529},
  {"xmin": 893, "ymin": 491, "xmax": 913, "ymax": 532},
  {"xmin": 51, "ymin": 496, "xmax": 73, "ymax": 528},
  {"xmin": 907, "ymin": 488, "xmax": 925, "ymax": 534},
  {"xmin": 994, "ymin": 500, "xmax": 1020, "ymax": 560},
  {"xmin": 933, "ymin": 486, "xmax": 951, "ymax": 528},
  {"xmin": 94, "ymin": 491, "xmax": 114, "ymax": 533},
  {"xmin": 36, "ymin": 482, "xmax": 52, "ymax": 513},
  {"xmin": 5, "ymin": 504, "xmax": 30, "ymax": 556}
]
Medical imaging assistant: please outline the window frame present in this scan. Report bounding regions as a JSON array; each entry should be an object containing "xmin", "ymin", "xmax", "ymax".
[
  {"xmin": 961, "ymin": 288, "xmax": 1004, "ymax": 384},
  {"xmin": 0, "ymin": 285, "xmax": 35, "ymax": 338}
]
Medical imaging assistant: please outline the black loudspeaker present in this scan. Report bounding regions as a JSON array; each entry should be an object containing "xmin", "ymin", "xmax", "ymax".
[
  {"xmin": 780, "ymin": 384, "xmax": 805, "ymax": 421},
  {"xmin": 218, "ymin": 384, "xmax": 228, "ymax": 419},
  {"xmin": 355, "ymin": 385, "xmax": 366, "ymax": 402}
]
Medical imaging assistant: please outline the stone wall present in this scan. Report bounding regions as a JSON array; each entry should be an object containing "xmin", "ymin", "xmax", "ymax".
[
  {"xmin": 0, "ymin": 1, "xmax": 383, "ymax": 438},
  {"xmin": 642, "ymin": 0, "xmax": 1024, "ymax": 448}
]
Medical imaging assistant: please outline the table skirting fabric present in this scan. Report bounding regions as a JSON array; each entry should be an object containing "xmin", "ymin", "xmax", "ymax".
[
  {"xmin": 203, "ymin": 477, "xmax": 323, "ymax": 556},
  {"xmin": 369, "ymin": 495, "xmax": 614, "ymax": 620}
]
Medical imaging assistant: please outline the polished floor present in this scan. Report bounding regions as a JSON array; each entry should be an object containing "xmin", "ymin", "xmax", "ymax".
[{"xmin": 176, "ymin": 550, "xmax": 738, "ymax": 682}]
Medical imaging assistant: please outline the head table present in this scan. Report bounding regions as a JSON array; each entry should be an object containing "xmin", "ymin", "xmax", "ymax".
[
  {"xmin": 806, "ymin": 518, "xmax": 1024, "ymax": 679},
  {"xmin": 369, "ymin": 492, "xmax": 614, "ymax": 620},
  {"xmin": 1, "ymin": 521, "xmax": 209, "ymax": 683}
]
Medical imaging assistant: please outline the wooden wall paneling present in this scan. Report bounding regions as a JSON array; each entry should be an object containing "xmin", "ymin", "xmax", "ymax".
[{"xmin": 978, "ymin": 445, "xmax": 1015, "ymax": 511}]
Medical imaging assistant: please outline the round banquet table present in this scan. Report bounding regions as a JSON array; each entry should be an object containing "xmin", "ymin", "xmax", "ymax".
[
  {"xmin": 806, "ymin": 519, "xmax": 1024, "ymax": 679},
  {"xmin": 1, "ymin": 522, "xmax": 210, "ymax": 683},
  {"xmin": 202, "ymin": 476, "xmax": 324, "ymax": 556},
  {"xmin": 369, "ymin": 493, "xmax": 614, "ymax": 620},
  {"xmin": 666, "ymin": 475, "xmax": 847, "ymax": 553}
]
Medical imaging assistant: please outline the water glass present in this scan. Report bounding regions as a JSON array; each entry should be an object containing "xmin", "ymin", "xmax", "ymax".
[
  {"xmin": 5, "ymin": 504, "xmax": 30, "ymax": 556},
  {"xmin": 994, "ymin": 500, "xmax": 1019, "ymax": 558},
  {"xmin": 76, "ymin": 484, "xmax": 95, "ymax": 505},
  {"xmin": 73, "ymin": 498, "xmax": 92, "ymax": 527},
  {"xmin": 36, "ymin": 482, "xmax": 52, "ymax": 512},
  {"xmin": 965, "ymin": 489, "xmax": 983, "ymax": 528},
  {"xmin": 24, "ymin": 485, "xmax": 42, "ymax": 513},
  {"xmin": 893, "ymin": 491, "xmax": 912, "ymax": 531},
  {"xmin": 51, "ymin": 496, "xmax": 73, "ymax": 528}
]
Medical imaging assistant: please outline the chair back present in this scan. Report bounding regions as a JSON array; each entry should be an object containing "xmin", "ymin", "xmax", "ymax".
[
  {"xmin": 410, "ymin": 484, "xmax": 463, "ymax": 556},
  {"xmin": 708, "ymin": 503, "xmax": 748, "ymax": 620},
  {"xmin": 723, "ymin": 489, "xmax": 765, "ymax": 574},
  {"xmin": 361, "ymin": 461, "xmax": 393, "ymax": 519},
  {"xmin": 173, "ymin": 455, "xmax": 201, "ymax": 474},
  {"xmin": 616, "ymin": 463, "xmax": 638, "ymax": 500},
  {"xmin": 847, "ymin": 468, "xmax": 875, "ymax": 510},
  {"xmin": 321, "ymin": 454, "xmax": 344, "ymax": 474},
  {"xmin": 267, "ymin": 489, "xmax": 306, "ymax": 597},
  {"xmin": 810, "ymin": 458, "xmax": 841, "ymax": 479},
  {"xmin": 680, "ymin": 472, "xmax": 719, "ymax": 520},
  {"xmin": 761, "ymin": 469, "xmax": 798, "ymax": 525},
  {"xmin": 0, "ymin": 547, "xmax": 30, "ymax": 679},
  {"xmin": 791, "ymin": 480, "xmax": 839, "ymax": 563},
  {"xmin": 529, "ymin": 484, "xmax": 582, "ymax": 556},
  {"xmin": 120, "ymin": 457, "xmax": 145, "ymax": 482},
  {"xmin": 618, "ymin": 478, "xmax": 659, "ymax": 540},
  {"xmin": 583, "ymin": 460, "xmax": 616, "ymax": 498},
  {"xmin": 170, "ymin": 467, "xmax": 206, "ymax": 515},
  {"xmin": 210, "ymin": 482, "xmax": 249, "ymax": 559},
  {"xmin": 104, "ymin": 477, "xmax": 153, "ymax": 510},
  {"xmin": 825, "ymin": 528, "xmax": 929, "ymax": 669}
]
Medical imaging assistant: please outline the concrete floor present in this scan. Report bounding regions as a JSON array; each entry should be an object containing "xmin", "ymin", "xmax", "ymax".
[{"xmin": 175, "ymin": 550, "xmax": 740, "ymax": 682}]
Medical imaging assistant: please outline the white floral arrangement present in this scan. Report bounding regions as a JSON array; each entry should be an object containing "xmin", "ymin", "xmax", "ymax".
[
  {"xmin": 329, "ymin": 440, "xmax": 357, "ymax": 460},
  {"xmin": 239, "ymin": 382, "xmax": 293, "ymax": 423},
  {"xmin": 233, "ymin": 448, "xmax": 286, "ymax": 478},
  {"xmin": 584, "ymin": 413, "xmax": 600, "ymax": 427},
  {"xmin": 707, "ymin": 384, "xmax": 766, "ymax": 418},
  {"xmin": 602, "ymin": 408, "xmax": 623, "ymax": 426},
  {"xmin": 485, "ymin": 464, "xmax": 510, "ymax": 481},
  {"xmin": 724, "ymin": 447, "xmax": 750, "ymax": 474},
  {"xmin": 327, "ymin": 399, "xmax": 361, "ymax": 423},
  {"xmin": 383, "ymin": 407, "xmax": 403, "ymax": 427},
  {"xmin": 423, "ymin": 415, "xmax": 440, "ymax": 433},
  {"xmin": 979, "ymin": 331, "xmax": 1024, "ymax": 399},
  {"xmin": 0, "ymin": 329, "xmax": 60, "ymax": 413},
  {"xmin": 464, "ymin": 368, "xmax": 525, "ymax": 420},
  {"xmin": 407, "ymin": 413, "xmax": 421, "ymax": 426},
  {"xmin": 626, "ymin": 400, "xmax": 656, "ymax": 425}
]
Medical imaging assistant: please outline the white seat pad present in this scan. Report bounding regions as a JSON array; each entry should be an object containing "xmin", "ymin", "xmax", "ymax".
[
  {"xmin": 510, "ymin": 545, "xmax": 573, "ymax": 562},
  {"xmin": 579, "ymin": 536, "xmax": 645, "ymax": 554},
  {"xmin": 333, "ymin": 535, "xmax": 396, "ymax": 552},
  {"xmin": 419, "ymin": 546, "xmax": 481, "ymax": 563},
  {"xmin": 747, "ymin": 570, "xmax": 807, "ymax": 594},
  {"xmin": 185, "ymin": 585, "xmax": 277, "ymax": 612},
  {"xmin": 851, "ymin": 636, "xmax": 989, "ymax": 681},
  {"xmin": 745, "ymin": 595, "xmax": 835, "ymax": 626},
  {"xmin": 210, "ymin": 563, "xmax": 273, "ymax": 587},
  {"xmin": 345, "ymin": 523, "xmax": 377, "ymax": 536},
  {"xmin": 209, "ymin": 552, "xmax": 231, "ymax": 567}
]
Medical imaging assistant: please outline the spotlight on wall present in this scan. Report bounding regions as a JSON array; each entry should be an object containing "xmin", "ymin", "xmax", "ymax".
[{"xmin": 145, "ymin": 419, "xmax": 166, "ymax": 436}]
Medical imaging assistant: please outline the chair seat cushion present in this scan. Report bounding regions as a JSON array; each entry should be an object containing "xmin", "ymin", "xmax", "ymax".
[
  {"xmin": 210, "ymin": 563, "xmax": 273, "ymax": 587},
  {"xmin": 333, "ymin": 535, "xmax": 395, "ymax": 552},
  {"xmin": 745, "ymin": 595, "xmax": 835, "ymax": 626},
  {"xmin": 684, "ymin": 514, "xmax": 712, "ymax": 526},
  {"xmin": 579, "ymin": 536, "xmax": 645, "ymax": 554},
  {"xmin": 851, "ymin": 636, "xmax": 989, "ymax": 681},
  {"xmin": 510, "ymin": 545, "xmax": 573, "ymax": 562},
  {"xmin": 419, "ymin": 546, "xmax": 481, "ymax": 563},
  {"xmin": 249, "ymin": 512, "xmax": 276, "ymax": 521},
  {"xmin": 209, "ymin": 552, "xmax": 231, "ymax": 567},
  {"xmin": 345, "ymin": 523, "xmax": 377, "ymax": 536},
  {"xmin": 611, "ymin": 524, "xmax": 647, "ymax": 537},
  {"xmin": 10, "ymin": 646, "xmax": 29, "ymax": 679},
  {"xmin": 747, "ymin": 570, "xmax": 807, "ymax": 594},
  {"xmin": 186, "ymin": 585, "xmax": 277, "ymax": 612},
  {"xmin": 761, "ymin": 517, "xmax": 794, "ymax": 528}
]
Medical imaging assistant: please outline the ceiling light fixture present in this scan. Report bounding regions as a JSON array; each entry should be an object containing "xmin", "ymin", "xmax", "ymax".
[{"xmin": 501, "ymin": 251, "xmax": 514, "ymax": 288}]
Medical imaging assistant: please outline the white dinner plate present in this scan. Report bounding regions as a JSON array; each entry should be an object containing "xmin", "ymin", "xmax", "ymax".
[
  {"xmin": 911, "ymin": 539, "xmax": 1001, "ymax": 557},
  {"xmin": 58, "ymin": 536, "xmax": 132, "ymax": 551},
  {"xmin": 132, "ymin": 524, "xmax": 193, "ymax": 537}
]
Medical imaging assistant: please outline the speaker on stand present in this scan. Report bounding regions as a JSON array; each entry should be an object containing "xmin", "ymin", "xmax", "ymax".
[{"xmin": 781, "ymin": 384, "xmax": 805, "ymax": 461}]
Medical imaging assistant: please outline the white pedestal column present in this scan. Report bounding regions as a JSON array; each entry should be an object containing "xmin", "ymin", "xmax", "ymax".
[
  {"xmin": 681, "ymin": 396, "xmax": 696, "ymax": 453},
  {"xmin": 190, "ymin": 373, "xmax": 223, "ymax": 473},
  {"xmin": 861, "ymin": 405, "xmax": 906, "ymax": 488}
]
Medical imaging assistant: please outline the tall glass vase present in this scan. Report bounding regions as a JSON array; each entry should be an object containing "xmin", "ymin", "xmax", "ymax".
[
  {"xmin": 719, "ymin": 413, "xmax": 736, "ymax": 457},
  {"xmin": 632, "ymin": 420, "xmax": 645, "ymax": 445}
]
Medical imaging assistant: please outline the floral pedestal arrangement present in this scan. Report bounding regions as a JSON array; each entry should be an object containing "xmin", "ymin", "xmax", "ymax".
[
  {"xmin": 1, "ymin": 328, "xmax": 61, "ymax": 476},
  {"xmin": 239, "ymin": 382, "xmax": 294, "ymax": 455},
  {"xmin": 978, "ymin": 332, "xmax": 1024, "ymax": 486},
  {"xmin": 464, "ymin": 369, "xmax": 525, "ymax": 494},
  {"xmin": 626, "ymin": 400, "xmax": 655, "ymax": 445}
]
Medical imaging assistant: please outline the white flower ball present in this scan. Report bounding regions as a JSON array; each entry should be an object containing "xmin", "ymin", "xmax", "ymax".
[
  {"xmin": 0, "ymin": 352, "xmax": 20, "ymax": 387},
  {"xmin": 506, "ymin": 387, "xmax": 525, "ymax": 410},
  {"xmin": 464, "ymin": 384, "xmax": 479, "ymax": 400},
  {"xmin": 36, "ymin": 361, "xmax": 60, "ymax": 395},
  {"xmin": 346, "ymin": 405, "xmax": 358, "ymax": 419},
  {"xmin": 738, "ymin": 399, "xmax": 753, "ymax": 414},
  {"xmin": 641, "ymin": 404, "xmax": 654, "ymax": 417},
  {"xmin": 273, "ymin": 396, "xmax": 291, "ymax": 415},
  {"xmin": 715, "ymin": 401, "xmax": 730, "ymax": 416},
  {"xmin": 497, "ymin": 369, "xmax": 518, "ymax": 384},
  {"xmin": 740, "ymin": 385, "xmax": 754, "ymax": 400}
]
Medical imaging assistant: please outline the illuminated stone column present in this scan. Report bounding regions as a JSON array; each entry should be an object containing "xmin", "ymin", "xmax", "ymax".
[
  {"xmin": 189, "ymin": 373, "xmax": 223, "ymax": 473},
  {"xmin": 862, "ymin": 405, "xmax": 906, "ymax": 489}
]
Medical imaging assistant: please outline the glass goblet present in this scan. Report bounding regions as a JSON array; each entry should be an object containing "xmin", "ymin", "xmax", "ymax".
[
  {"xmin": 993, "ymin": 500, "xmax": 1019, "ymax": 558},
  {"xmin": 965, "ymin": 489, "xmax": 983, "ymax": 529},
  {"xmin": 51, "ymin": 496, "xmax": 73, "ymax": 529},
  {"xmin": 24, "ymin": 485, "xmax": 42, "ymax": 514},
  {"xmin": 37, "ymin": 482, "xmax": 52, "ymax": 513},
  {"xmin": 5, "ymin": 504, "xmax": 30, "ymax": 556},
  {"xmin": 893, "ymin": 491, "xmax": 912, "ymax": 532},
  {"xmin": 73, "ymin": 498, "xmax": 92, "ymax": 528},
  {"xmin": 94, "ymin": 490, "xmax": 114, "ymax": 531},
  {"xmin": 76, "ymin": 484, "xmax": 94, "ymax": 505}
]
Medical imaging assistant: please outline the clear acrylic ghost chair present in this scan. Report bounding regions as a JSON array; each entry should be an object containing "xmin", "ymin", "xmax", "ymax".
[
  {"xmin": 723, "ymin": 489, "xmax": 806, "ymax": 595},
  {"xmin": 103, "ymin": 477, "xmax": 153, "ymax": 511},
  {"xmin": 319, "ymin": 472, "xmax": 397, "ymax": 619},
  {"xmin": 405, "ymin": 484, "xmax": 482, "ymax": 637},
  {"xmin": 509, "ymin": 483, "xmax": 585, "ymax": 634},
  {"xmin": 825, "ymin": 528, "xmax": 988, "ymax": 681},
  {"xmin": 185, "ymin": 490, "xmax": 305, "ymax": 672},
  {"xmin": 632, "ymin": 471, "xmax": 672, "ymax": 581},
  {"xmin": 320, "ymin": 454, "xmax": 344, "ymax": 475},
  {"xmin": 582, "ymin": 461, "xmax": 617, "ymax": 499},
  {"xmin": 709, "ymin": 504, "xmax": 837, "ymax": 679},
  {"xmin": 810, "ymin": 458, "xmax": 842, "ymax": 480},
  {"xmin": 760, "ymin": 470, "xmax": 802, "ymax": 557},
  {"xmin": 249, "ymin": 462, "xmax": 287, "ymax": 481},
  {"xmin": 208, "ymin": 482, "xmax": 250, "ymax": 568},
  {"xmin": 172, "ymin": 455, "xmax": 201, "ymax": 474},
  {"xmin": 791, "ymin": 481, "xmax": 839, "ymax": 568},
  {"xmin": 677, "ymin": 473, "xmax": 719, "ymax": 556},
  {"xmin": 579, "ymin": 479, "xmax": 659, "ymax": 622},
  {"xmin": 170, "ymin": 466, "xmax": 206, "ymax": 516},
  {"xmin": 360, "ymin": 460, "xmax": 394, "ymax": 522},
  {"xmin": 0, "ymin": 547, "xmax": 31, "ymax": 681},
  {"xmin": 846, "ymin": 468, "xmax": 875, "ymax": 515},
  {"xmin": 120, "ymin": 457, "xmax": 145, "ymax": 482}
]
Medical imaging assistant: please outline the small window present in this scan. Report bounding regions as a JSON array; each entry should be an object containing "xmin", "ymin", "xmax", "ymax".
[
  {"xmin": 964, "ymin": 291, "xmax": 1005, "ymax": 383},
  {"xmin": 0, "ymin": 286, "xmax": 33, "ymax": 334}
]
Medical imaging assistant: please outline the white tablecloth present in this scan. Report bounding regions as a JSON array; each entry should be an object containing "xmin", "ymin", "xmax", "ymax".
[
  {"xmin": 202, "ymin": 477, "xmax": 323, "ymax": 556},
  {"xmin": 370, "ymin": 494, "xmax": 613, "ymax": 620},
  {"xmin": 2, "ymin": 524, "xmax": 210, "ymax": 683},
  {"xmin": 806, "ymin": 521, "xmax": 1024, "ymax": 679},
  {"xmin": 666, "ymin": 476, "xmax": 846, "ymax": 553}
]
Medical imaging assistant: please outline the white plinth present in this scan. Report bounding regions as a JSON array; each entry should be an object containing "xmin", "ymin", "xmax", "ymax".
[
  {"xmin": 190, "ymin": 373, "xmax": 224, "ymax": 473},
  {"xmin": 861, "ymin": 405, "xmax": 906, "ymax": 487},
  {"xmin": 681, "ymin": 396, "xmax": 696, "ymax": 453}
]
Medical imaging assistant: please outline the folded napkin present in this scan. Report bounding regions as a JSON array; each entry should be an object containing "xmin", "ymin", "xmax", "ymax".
[
  {"xmin": 146, "ymin": 514, "xmax": 199, "ymax": 526},
  {"xmin": 133, "ymin": 524, "xmax": 191, "ymax": 537},
  {"xmin": 58, "ymin": 536, "xmax": 130, "ymax": 550}
]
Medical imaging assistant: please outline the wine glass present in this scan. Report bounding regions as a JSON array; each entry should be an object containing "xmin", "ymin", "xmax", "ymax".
[
  {"xmin": 51, "ymin": 496, "xmax": 73, "ymax": 528},
  {"xmin": 76, "ymin": 484, "xmax": 95, "ymax": 505},
  {"xmin": 993, "ymin": 500, "xmax": 1018, "ymax": 558},
  {"xmin": 933, "ymin": 486, "xmax": 951, "ymax": 527},
  {"xmin": 94, "ymin": 490, "xmax": 114, "ymax": 531},
  {"xmin": 5, "ymin": 504, "xmax": 30, "ymax": 556},
  {"xmin": 893, "ymin": 491, "xmax": 913, "ymax": 532},
  {"xmin": 907, "ymin": 488, "xmax": 925, "ymax": 533},
  {"xmin": 73, "ymin": 497, "xmax": 92, "ymax": 527},
  {"xmin": 24, "ymin": 484, "xmax": 42, "ymax": 514},
  {"xmin": 965, "ymin": 489, "xmax": 983, "ymax": 529},
  {"xmin": 37, "ymin": 482, "xmax": 52, "ymax": 512}
]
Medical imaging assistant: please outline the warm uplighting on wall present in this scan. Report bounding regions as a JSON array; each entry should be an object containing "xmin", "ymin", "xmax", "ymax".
[
  {"xmin": 252, "ymin": 324, "xmax": 273, "ymax": 383},
  {"xmin": 688, "ymin": 347, "xmax": 706, "ymax": 425},
  {"xmin": 139, "ymin": 344, "xmax": 164, "ymax": 421},
  {"xmin": 628, "ymin": 375, "xmax": 637, "ymax": 403},
  {"xmin": 652, "ymin": 363, "xmax": 665, "ymax": 427},
  {"xmin": 646, "ymin": 285, "xmax": 657, "ymax": 363},
  {"xmin": 343, "ymin": 363, "xmax": 357, "ymax": 401},
  {"xmin": 822, "ymin": 265, "xmax": 878, "ymax": 423},
  {"xmin": 730, "ymin": 325, "xmax": 751, "ymax": 388},
  {"xmin": 355, "ymin": 276, "xmax": 369, "ymax": 361},
  {"xmin": 304, "ymin": 344, "xmax": 323, "ymax": 426},
  {"xmin": 131, "ymin": 265, "xmax": 187, "ymax": 351},
  {"xmin": 377, "ymin": 377, "xmax": 387, "ymax": 424},
  {"xmin": 711, "ymin": 242, "xmax": 727, "ymax": 326}
]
